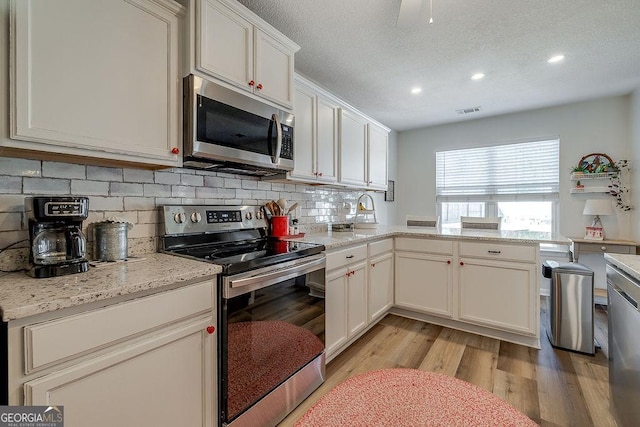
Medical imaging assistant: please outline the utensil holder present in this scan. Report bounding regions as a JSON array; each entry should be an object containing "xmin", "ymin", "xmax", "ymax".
[{"xmin": 271, "ymin": 216, "xmax": 289, "ymax": 237}]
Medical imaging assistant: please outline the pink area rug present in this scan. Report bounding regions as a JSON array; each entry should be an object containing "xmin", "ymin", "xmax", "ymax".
[{"xmin": 295, "ymin": 369, "xmax": 537, "ymax": 427}]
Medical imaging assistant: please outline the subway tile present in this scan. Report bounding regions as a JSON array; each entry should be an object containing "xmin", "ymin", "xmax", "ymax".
[
  {"xmin": 0, "ymin": 195, "xmax": 27, "ymax": 212},
  {"xmin": 123, "ymin": 168, "xmax": 155, "ymax": 183},
  {"xmin": 0, "ymin": 176, "xmax": 22, "ymax": 194},
  {"xmin": 110, "ymin": 182, "xmax": 144, "ymax": 196},
  {"xmin": 123, "ymin": 197, "xmax": 156, "ymax": 210},
  {"xmin": 0, "ymin": 230, "xmax": 29, "ymax": 250},
  {"xmin": 137, "ymin": 210, "xmax": 159, "ymax": 224},
  {"xmin": 241, "ymin": 180, "xmax": 258, "ymax": 190},
  {"xmin": 181, "ymin": 174, "xmax": 204, "ymax": 186},
  {"xmin": 71, "ymin": 180, "xmax": 110, "ymax": 196},
  {"xmin": 87, "ymin": 166, "xmax": 123, "ymax": 182},
  {"xmin": 155, "ymin": 171, "xmax": 181, "ymax": 185},
  {"xmin": 128, "ymin": 222, "xmax": 156, "ymax": 239},
  {"xmin": 224, "ymin": 178, "xmax": 242, "ymax": 189},
  {"xmin": 271, "ymin": 183, "xmax": 285, "ymax": 191},
  {"xmin": 203, "ymin": 176, "xmax": 224, "ymax": 187},
  {"xmin": 143, "ymin": 184, "xmax": 171, "ymax": 198},
  {"xmin": 224, "ymin": 199, "xmax": 242, "ymax": 205},
  {"xmin": 251, "ymin": 190, "xmax": 267, "ymax": 200},
  {"xmin": 155, "ymin": 197, "xmax": 183, "ymax": 206},
  {"xmin": 89, "ymin": 196, "xmax": 124, "ymax": 211},
  {"xmin": 284, "ymin": 184, "xmax": 296, "ymax": 192},
  {"xmin": 42, "ymin": 161, "xmax": 86, "ymax": 179},
  {"xmin": 257, "ymin": 181, "xmax": 272, "ymax": 191},
  {"xmin": 171, "ymin": 186, "xmax": 195, "ymax": 198},
  {"xmin": 235, "ymin": 189, "xmax": 253, "ymax": 199},
  {"xmin": 0, "ymin": 158, "xmax": 41, "ymax": 176},
  {"xmin": 0, "ymin": 212, "xmax": 22, "ymax": 232},
  {"xmin": 23, "ymin": 177, "xmax": 70, "ymax": 194},
  {"xmin": 266, "ymin": 191, "xmax": 280, "ymax": 200},
  {"xmin": 105, "ymin": 211, "xmax": 138, "ymax": 224}
]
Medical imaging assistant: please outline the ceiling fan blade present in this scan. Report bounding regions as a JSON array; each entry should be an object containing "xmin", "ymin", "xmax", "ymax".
[{"xmin": 396, "ymin": 0, "xmax": 426, "ymax": 28}]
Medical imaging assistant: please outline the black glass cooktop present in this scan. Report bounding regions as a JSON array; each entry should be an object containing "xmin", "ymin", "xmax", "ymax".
[{"xmin": 167, "ymin": 238, "xmax": 324, "ymax": 275}]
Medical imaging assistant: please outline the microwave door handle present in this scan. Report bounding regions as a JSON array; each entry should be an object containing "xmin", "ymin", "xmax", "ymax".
[{"xmin": 271, "ymin": 113, "xmax": 283, "ymax": 165}]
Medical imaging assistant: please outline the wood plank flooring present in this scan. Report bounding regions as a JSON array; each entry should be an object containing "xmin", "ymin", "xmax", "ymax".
[{"xmin": 279, "ymin": 298, "xmax": 614, "ymax": 426}]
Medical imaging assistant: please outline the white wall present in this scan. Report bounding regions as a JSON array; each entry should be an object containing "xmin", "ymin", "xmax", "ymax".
[
  {"xmin": 396, "ymin": 95, "xmax": 633, "ymax": 239},
  {"xmin": 370, "ymin": 129, "xmax": 398, "ymax": 226},
  {"xmin": 631, "ymin": 88, "xmax": 640, "ymax": 241}
]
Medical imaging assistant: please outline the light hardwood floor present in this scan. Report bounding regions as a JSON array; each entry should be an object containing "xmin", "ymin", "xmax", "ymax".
[{"xmin": 280, "ymin": 298, "xmax": 614, "ymax": 426}]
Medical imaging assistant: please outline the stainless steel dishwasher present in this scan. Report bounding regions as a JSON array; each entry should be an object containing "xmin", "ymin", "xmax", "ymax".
[{"xmin": 606, "ymin": 263, "xmax": 640, "ymax": 427}]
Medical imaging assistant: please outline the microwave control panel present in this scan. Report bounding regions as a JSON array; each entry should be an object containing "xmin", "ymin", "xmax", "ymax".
[{"xmin": 281, "ymin": 125, "xmax": 293, "ymax": 160}]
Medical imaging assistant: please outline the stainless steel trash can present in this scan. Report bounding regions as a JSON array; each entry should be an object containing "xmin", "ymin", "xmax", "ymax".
[{"xmin": 542, "ymin": 261, "xmax": 595, "ymax": 354}]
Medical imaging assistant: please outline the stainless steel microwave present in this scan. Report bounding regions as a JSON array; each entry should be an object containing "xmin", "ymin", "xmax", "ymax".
[{"xmin": 183, "ymin": 74, "xmax": 294, "ymax": 176}]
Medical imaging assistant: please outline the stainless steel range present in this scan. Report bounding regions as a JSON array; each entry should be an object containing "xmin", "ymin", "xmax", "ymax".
[{"xmin": 161, "ymin": 205, "xmax": 326, "ymax": 427}]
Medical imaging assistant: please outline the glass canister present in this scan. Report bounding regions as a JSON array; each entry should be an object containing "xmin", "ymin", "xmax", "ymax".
[{"xmin": 94, "ymin": 221, "xmax": 131, "ymax": 261}]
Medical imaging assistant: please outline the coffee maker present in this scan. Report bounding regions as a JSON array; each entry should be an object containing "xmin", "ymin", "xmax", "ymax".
[{"xmin": 25, "ymin": 196, "xmax": 89, "ymax": 278}]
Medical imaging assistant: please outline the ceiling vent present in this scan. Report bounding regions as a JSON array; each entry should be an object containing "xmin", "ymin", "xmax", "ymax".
[{"xmin": 456, "ymin": 106, "xmax": 482, "ymax": 115}]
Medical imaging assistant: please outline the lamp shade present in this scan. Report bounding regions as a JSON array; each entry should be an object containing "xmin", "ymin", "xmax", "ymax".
[{"xmin": 583, "ymin": 199, "xmax": 613, "ymax": 216}]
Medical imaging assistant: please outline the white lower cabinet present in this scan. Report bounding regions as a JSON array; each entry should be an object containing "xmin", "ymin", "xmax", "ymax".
[
  {"xmin": 395, "ymin": 252, "xmax": 453, "ymax": 318},
  {"xmin": 458, "ymin": 257, "xmax": 537, "ymax": 335},
  {"xmin": 24, "ymin": 317, "xmax": 214, "ymax": 427},
  {"xmin": 368, "ymin": 240, "xmax": 394, "ymax": 322},
  {"xmin": 8, "ymin": 280, "xmax": 217, "ymax": 427},
  {"xmin": 325, "ymin": 244, "xmax": 368, "ymax": 359},
  {"xmin": 325, "ymin": 260, "xmax": 367, "ymax": 358}
]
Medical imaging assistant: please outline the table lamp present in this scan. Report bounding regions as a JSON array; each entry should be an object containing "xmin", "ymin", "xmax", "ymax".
[{"xmin": 583, "ymin": 199, "xmax": 613, "ymax": 240}]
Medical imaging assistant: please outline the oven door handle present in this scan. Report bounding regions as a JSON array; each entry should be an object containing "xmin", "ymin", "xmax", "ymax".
[{"xmin": 224, "ymin": 255, "xmax": 325, "ymax": 298}]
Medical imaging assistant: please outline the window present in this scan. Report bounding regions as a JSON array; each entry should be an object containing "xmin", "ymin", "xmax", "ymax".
[{"xmin": 436, "ymin": 138, "xmax": 559, "ymax": 232}]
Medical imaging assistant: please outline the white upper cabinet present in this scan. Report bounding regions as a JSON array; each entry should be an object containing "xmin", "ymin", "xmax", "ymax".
[
  {"xmin": 339, "ymin": 107, "xmax": 368, "ymax": 187},
  {"xmin": 196, "ymin": 0, "xmax": 299, "ymax": 109},
  {"xmin": 8, "ymin": 0, "xmax": 184, "ymax": 167},
  {"xmin": 289, "ymin": 78, "xmax": 338, "ymax": 183},
  {"xmin": 339, "ymin": 108, "xmax": 389, "ymax": 190},
  {"xmin": 367, "ymin": 123, "xmax": 389, "ymax": 190}
]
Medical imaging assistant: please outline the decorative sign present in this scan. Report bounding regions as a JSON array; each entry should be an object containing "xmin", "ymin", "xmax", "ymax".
[
  {"xmin": 584, "ymin": 226, "xmax": 604, "ymax": 240},
  {"xmin": 385, "ymin": 180, "xmax": 395, "ymax": 202}
]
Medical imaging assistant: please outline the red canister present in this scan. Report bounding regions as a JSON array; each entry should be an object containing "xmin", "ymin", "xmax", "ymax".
[{"xmin": 270, "ymin": 216, "xmax": 289, "ymax": 237}]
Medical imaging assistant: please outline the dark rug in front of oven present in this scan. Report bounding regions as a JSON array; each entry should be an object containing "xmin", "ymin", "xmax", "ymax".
[{"xmin": 227, "ymin": 320, "xmax": 324, "ymax": 421}]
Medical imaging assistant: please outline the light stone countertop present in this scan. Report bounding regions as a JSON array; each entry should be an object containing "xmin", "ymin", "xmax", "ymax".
[
  {"xmin": 0, "ymin": 253, "xmax": 221, "ymax": 322},
  {"xmin": 291, "ymin": 225, "xmax": 570, "ymax": 250},
  {"xmin": 604, "ymin": 253, "xmax": 640, "ymax": 282}
]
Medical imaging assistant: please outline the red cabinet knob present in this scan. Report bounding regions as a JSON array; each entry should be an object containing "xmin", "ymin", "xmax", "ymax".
[
  {"xmin": 248, "ymin": 80, "xmax": 255, "ymax": 86},
  {"xmin": 459, "ymin": 261, "xmax": 464, "ymax": 266},
  {"xmin": 171, "ymin": 147, "xmax": 180, "ymax": 154},
  {"xmin": 446, "ymin": 260, "xmax": 451, "ymax": 264},
  {"xmin": 256, "ymin": 83, "xmax": 263, "ymax": 90},
  {"xmin": 206, "ymin": 325, "xmax": 215, "ymax": 335},
  {"xmin": 318, "ymin": 172, "xmax": 323, "ymax": 177},
  {"xmin": 371, "ymin": 263, "xmax": 376, "ymax": 268}
]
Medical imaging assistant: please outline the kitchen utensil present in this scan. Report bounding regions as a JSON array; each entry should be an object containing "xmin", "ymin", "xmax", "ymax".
[
  {"xmin": 277, "ymin": 198, "xmax": 287, "ymax": 213},
  {"xmin": 286, "ymin": 202, "xmax": 299, "ymax": 215}
]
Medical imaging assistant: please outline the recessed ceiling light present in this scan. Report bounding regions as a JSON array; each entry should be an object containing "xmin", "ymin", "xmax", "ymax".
[
  {"xmin": 411, "ymin": 87, "xmax": 422, "ymax": 94},
  {"xmin": 547, "ymin": 54, "xmax": 565, "ymax": 63},
  {"xmin": 471, "ymin": 73, "xmax": 485, "ymax": 81}
]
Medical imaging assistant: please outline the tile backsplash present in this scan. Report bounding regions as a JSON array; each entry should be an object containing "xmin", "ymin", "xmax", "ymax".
[{"xmin": 0, "ymin": 158, "xmax": 369, "ymax": 271}]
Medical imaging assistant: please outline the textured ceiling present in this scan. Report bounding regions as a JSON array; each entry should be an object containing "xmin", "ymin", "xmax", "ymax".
[{"xmin": 236, "ymin": 0, "xmax": 640, "ymax": 131}]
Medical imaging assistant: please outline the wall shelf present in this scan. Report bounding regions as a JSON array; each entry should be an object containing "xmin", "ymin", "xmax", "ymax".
[
  {"xmin": 570, "ymin": 186, "xmax": 611, "ymax": 194},
  {"xmin": 570, "ymin": 172, "xmax": 617, "ymax": 181}
]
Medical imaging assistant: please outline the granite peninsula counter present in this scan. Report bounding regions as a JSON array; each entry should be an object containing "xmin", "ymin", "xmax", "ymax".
[
  {"xmin": 0, "ymin": 253, "xmax": 221, "ymax": 321},
  {"xmin": 292, "ymin": 225, "xmax": 570, "ymax": 250}
]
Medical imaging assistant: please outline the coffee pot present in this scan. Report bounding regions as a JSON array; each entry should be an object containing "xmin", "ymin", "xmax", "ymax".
[{"xmin": 25, "ymin": 196, "xmax": 89, "ymax": 278}]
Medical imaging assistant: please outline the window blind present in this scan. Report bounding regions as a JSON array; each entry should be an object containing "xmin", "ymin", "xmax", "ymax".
[{"xmin": 436, "ymin": 138, "xmax": 559, "ymax": 202}]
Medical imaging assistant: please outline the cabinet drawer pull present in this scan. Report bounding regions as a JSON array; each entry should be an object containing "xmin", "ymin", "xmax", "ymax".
[
  {"xmin": 488, "ymin": 250, "xmax": 501, "ymax": 254},
  {"xmin": 346, "ymin": 255, "xmax": 354, "ymax": 259},
  {"xmin": 460, "ymin": 261, "xmax": 464, "ymax": 266},
  {"xmin": 601, "ymin": 246, "xmax": 607, "ymax": 251},
  {"xmin": 446, "ymin": 260, "xmax": 451, "ymax": 264}
]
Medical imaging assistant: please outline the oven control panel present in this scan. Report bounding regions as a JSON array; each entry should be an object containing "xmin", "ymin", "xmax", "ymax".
[{"xmin": 162, "ymin": 205, "xmax": 267, "ymax": 235}]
